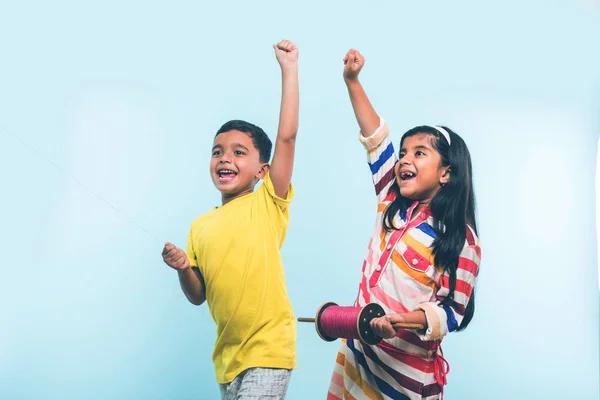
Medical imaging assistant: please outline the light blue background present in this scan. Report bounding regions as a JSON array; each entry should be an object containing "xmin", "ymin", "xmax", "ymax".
[{"xmin": 1, "ymin": 1, "xmax": 599, "ymax": 399}]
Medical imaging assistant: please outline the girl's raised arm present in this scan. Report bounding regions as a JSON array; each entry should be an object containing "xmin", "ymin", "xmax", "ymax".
[{"xmin": 344, "ymin": 49, "xmax": 397, "ymax": 202}]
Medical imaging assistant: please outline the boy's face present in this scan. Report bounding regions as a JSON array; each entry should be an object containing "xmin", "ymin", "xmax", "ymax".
[{"xmin": 210, "ymin": 130, "xmax": 268, "ymax": 200}]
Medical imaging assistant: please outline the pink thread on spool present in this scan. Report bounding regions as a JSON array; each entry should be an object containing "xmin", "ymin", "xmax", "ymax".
[
  {"xmin": 313, "ymin": 302, "xmax": 386, "ymax": 345},
  {"xmin": 320, "ymin": 305, "xmax": 362, "ymax": 340}
]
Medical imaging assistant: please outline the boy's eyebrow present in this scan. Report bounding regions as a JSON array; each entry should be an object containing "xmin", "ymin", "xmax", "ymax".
[
  {"xmin": 211, "ymin": 143, "xmax": 251, "ymax": 151},
  {"xmin": 232, "ymin": 143, "xmax": 251, "ymax": 151}
]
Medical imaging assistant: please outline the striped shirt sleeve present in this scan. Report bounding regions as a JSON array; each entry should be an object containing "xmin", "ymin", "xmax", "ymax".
[
  {"xmin": 357, "ymin": 117, "xmax": 398, "ymax": 203},
  {"xmin": 413, "ymin": 237, "xmax": 481, "ymax": 341}
]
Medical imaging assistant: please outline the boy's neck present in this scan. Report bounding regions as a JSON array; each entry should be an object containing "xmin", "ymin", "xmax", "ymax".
[{"xmin": 221, "ymin": 187, "xmax": 255, "ymax": 206}]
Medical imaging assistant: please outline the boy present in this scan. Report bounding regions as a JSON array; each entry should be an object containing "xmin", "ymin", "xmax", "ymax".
[{"xmin": 161, "ymin": 39, "xmax": 299, "ymax": 399}]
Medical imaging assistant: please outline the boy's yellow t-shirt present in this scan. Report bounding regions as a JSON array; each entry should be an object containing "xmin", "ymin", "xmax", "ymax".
[{"xmin": 185, "ymin": 172, "xmax": 297, "ymax": 384}]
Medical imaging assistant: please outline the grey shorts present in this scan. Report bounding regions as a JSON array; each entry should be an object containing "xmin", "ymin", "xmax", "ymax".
[{"xmin": 219, "ymin": 368, "xmax": 292, "ymax": 400}]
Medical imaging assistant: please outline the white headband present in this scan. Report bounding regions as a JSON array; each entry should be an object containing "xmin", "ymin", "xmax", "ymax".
[{"xmin": 432, "ymin": 126, "xmax": 451, "ymax": 145}]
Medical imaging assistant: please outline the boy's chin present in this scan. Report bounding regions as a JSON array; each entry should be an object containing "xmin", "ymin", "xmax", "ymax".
[
  {"xmin": 213, "ymin": 180, "xmax": 256, "ymax": 195},
  {"xmin": 214, "ymin": 184, "xmax": 239, "ymax": 195}
]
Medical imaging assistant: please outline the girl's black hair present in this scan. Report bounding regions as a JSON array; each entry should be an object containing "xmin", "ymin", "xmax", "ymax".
[{"xmin": 383, "ymin": 126, "xmax": 477, "ymax": 330}]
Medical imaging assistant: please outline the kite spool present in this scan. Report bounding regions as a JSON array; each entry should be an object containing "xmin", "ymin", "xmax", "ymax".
[{"xmin": 298, "ymin": 302, "xmax": 425, "ymax": 345}]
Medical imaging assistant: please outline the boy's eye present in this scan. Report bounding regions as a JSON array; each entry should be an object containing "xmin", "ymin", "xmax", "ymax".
[
  {"xmin": 399, "ymin": 153, "xmax": 406, "ymax": 159},
  {"xmin": 234, "ymin": 150, "xmax": 245, "ymax": 156},
  {"xmin": 416, "ymin": 150, "xmax": 425, "ymax": 156},
  {"xmin": 212, "ymin": 150, "xmax": 222, "ymax": 156}
]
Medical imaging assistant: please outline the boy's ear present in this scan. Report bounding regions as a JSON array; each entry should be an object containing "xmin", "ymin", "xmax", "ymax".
[{"xmin": 256, "ymin": 163, "xmax": 270, "ymax": 180}]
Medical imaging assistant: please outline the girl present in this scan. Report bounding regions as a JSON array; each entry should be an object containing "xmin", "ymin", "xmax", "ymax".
[{"xmin": 327, "ymin": 49, "xmax": 481, "ymax": 400}]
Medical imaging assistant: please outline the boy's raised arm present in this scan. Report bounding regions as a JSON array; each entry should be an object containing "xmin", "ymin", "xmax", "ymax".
[{"xmin": 269, "ymin": 39, "xmax": 299, "ymax": 199}]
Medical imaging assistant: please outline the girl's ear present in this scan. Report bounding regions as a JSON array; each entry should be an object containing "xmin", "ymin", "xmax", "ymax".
[{"xmin": 440, "ymin": 166, "xmax": 451, "ymax": 185}]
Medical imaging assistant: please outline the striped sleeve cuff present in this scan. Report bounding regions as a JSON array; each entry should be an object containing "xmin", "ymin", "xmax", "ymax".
[
  {"xmin": 413, "ymin": 302, "xmax": 449, "ymax": 341},
  {"xmin": 358, "ymin": 117, "xmax": 389, "ymax": 150}
]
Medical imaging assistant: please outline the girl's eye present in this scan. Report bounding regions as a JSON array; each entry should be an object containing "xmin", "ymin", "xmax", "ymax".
[
  {"xmin": 399, "ymin": 153, "xmax": 406, "ymax": 159},
  {"xmin": 416, "ymin": 151, "xmax": 425, "ymax": 156},
  {"xmin": 212, "ymin": 150, "xmax": 222, "ymax": 156}
]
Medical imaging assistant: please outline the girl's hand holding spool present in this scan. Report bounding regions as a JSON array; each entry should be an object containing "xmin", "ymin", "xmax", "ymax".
[
  {"xmin": 370, "ymin": 314, "xmax": 404, "ymax": 339},
  {"xmin": 370, "ymin": 312, "xmax": 427, "ymax": 339}
]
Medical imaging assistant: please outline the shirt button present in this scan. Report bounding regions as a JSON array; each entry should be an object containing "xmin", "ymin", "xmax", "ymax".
[
  {"xmin": 412, "ymin": 258, "xmax": 419, "ymax": 266},
  {"xmin": 386, "ymin": 244, "xmax": 392, "ymax": 250},
  {"xmin": 375, "ymin": 265, "xmax": 382, "ymax": 271}
]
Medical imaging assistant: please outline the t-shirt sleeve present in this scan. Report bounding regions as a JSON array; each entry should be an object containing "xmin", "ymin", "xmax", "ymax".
[
  {"xmin": 261, "ymin": 171, "xmax": 294, "ymax": 210},
  {"xmin": 256, "ymin": 171, "xmax": 294, "ymax": 247},
  {"xmin": 185, "ymin": 224, "xmax": 198, "ymax": 268}
]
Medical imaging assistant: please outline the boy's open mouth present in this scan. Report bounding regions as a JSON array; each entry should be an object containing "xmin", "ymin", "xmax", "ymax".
[{"xmin": 218, "ymin": 169, "xmax": 237, "ymax": 182}]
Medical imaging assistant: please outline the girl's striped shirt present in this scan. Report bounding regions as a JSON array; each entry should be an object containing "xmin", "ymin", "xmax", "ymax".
[{"xmin": 327, "ymin": 118, "xmax": 481, "ymax": 400}]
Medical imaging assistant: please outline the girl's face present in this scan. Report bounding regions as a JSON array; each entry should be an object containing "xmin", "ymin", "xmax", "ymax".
[{"xmin": 395, "ymin": 133, "xmax": 451, "ymax": 205}]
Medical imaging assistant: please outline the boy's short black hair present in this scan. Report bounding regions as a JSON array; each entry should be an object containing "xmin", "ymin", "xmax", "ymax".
[{"xmin": 215, "ymin": 120, "xmax": 272, "ymax": 163}]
